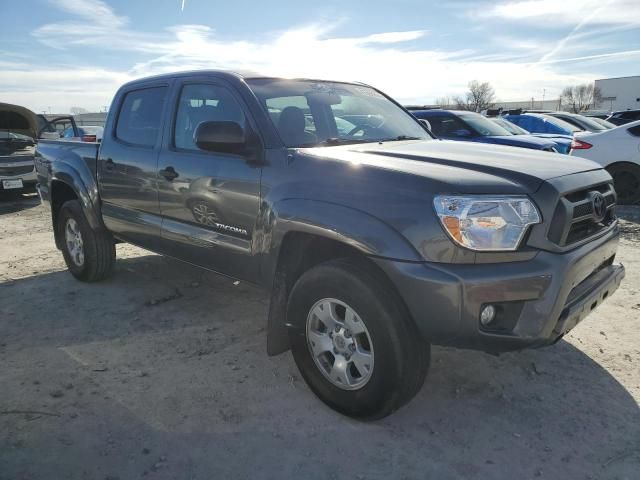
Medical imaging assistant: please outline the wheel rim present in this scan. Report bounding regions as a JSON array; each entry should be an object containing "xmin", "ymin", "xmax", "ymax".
[
  {"xmin": 192, "ymin": 202, "xmax": 217, "ymax": 226},
  {"xmin": 306, "ymin": 298, "xmax": 374, "ymax": 390},
  {"xmin": 64, "ymin": 218, "xmax": 84, "ymax": 267}
]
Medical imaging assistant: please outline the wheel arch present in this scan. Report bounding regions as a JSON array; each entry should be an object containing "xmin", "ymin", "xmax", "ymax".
[
  {"xmin": 262, "ymin": 199, "xmax": 422, "ymax": 356},
  {"xmin": 49, "ymin": 164, "xmax": 102, "ymax": 249},
  {"xmin": 606, "ymin": 161, "xmax": 640, "ymax": 205}
]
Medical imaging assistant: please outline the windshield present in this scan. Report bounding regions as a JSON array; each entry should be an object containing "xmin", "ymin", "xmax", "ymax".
[
  {"xmin": 246, "ymin": 79, "xmax": 430, "ymax": 147},
  {"xmin": 457, "ymin": 112, "xmax": 512, "ymax": 136},
  {"xmin": 490, "ymin": 117, "xmax": 529, "ymax": 135},
  {"xmin": 540, "ymin": 114, "xmax": 582, "ymax": 133}
]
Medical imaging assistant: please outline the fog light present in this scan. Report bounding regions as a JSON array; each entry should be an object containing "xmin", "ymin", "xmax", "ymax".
[{"xmin": 480, "ymin": 305, "xmax": 496, "ymax": 326}]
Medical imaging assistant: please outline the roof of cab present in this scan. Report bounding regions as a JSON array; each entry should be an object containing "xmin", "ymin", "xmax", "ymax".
[{"xmin": 119, "ymin": 70, "xmax": 369, "ymax": 89}]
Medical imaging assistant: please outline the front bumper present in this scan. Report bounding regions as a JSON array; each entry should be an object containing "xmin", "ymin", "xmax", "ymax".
[
  {"xmin": 0, "ymin": 164, "xmax": 37, "ymax": 192},
  {"xmin": 374, "ymin": 227, "xmax": 625, "ymax": 353}
]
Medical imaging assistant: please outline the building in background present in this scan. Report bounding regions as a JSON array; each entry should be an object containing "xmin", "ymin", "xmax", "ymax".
[{"xmin": 595, "ymin": 75, "xmax": 640, "ymax": 112}]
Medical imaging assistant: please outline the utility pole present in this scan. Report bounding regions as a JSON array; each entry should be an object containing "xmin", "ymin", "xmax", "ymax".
[{"xmin": 542, "ymin": 88, "xmax": 546, "ymax": 109}]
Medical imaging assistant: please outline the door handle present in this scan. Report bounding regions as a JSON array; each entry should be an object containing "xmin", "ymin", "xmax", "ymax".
[
  {"xmin": 159, "ymin": 166, "xmax": 179, "ymax": 181},
  {"xmin": 105, "ymin": 158, "xmax": 115, "ymax": 171}
]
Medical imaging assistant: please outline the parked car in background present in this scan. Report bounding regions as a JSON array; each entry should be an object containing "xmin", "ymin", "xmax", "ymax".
[
  {"xmin": 606, "ymin": 109, "xmax": 640, "ymax": 126},
  {"xmin": 504, "ymin": 112, "xmax": 582, "ymax": 137},
  {"xmin": 62, "ymin": 125, "xmax": 104, "ymax": 142},
  {"xmin": 546, "ymin": 112, "xmax": 612, "ymax": 133},
  {"xmin": 488, "ymin": 116, "xmax": 573, "ymax": 154},
  {"xmin": 411, "ymin": 110, "xmax": 559, "ymax": 151},
  {"xmin": 570, "ymin": 120, "xmax": 640, "ymax": 204},
  {"xmin": 582, "ymin": 111, "xmax": 611, "ymax": 120},
  {"xmin": 35, "ymin": 70, "xmax": 625, "ymax": 418},
  {"xmin": 588, "ymin": 117, "xmax": 616, "ymax": 130},
  {"xmin": 0, "ymin": 102, "xmax": 38, "ymax": 194}
]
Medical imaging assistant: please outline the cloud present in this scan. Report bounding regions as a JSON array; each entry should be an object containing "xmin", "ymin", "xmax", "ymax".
[
  {"xmin": 482, "ymin": 0, "xmax": 640, "ymax": 26},
  {"xmin": 1, "ymin": 0, "xmax": 626, "ymax": 112}
]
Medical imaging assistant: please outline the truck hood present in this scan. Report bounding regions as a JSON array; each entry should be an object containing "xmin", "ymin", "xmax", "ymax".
[
  {"xmin": 0, "ymin": 103, "xmax": 39, "ymax": 141},
  {"xmin": 302, "ymin": 139, "xmax": 602, "ymax": 193}
]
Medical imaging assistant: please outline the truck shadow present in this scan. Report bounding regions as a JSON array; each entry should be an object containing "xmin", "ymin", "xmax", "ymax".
[
  {"xmin": 0, "ymin": 191, "xmax": 40, "ymax": 215},
  {"xmin": 1, "ymin": 253, "xmax": 638, "ymax": 479}
]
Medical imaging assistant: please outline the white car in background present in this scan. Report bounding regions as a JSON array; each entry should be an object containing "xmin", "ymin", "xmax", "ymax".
[{"xmin": 570, "ymin": 120, "xmax": 640, "ymax": 204}]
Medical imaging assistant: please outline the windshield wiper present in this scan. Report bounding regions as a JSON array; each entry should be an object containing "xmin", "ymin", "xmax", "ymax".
[{"xmin": 378, "ymin": 135, "xmax": 423, "ymax": 142}]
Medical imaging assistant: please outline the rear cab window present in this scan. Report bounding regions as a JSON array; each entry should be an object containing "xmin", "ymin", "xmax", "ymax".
[{"xmin": 116, "ymin": 87, "xmax": 168, "ymax": 147}]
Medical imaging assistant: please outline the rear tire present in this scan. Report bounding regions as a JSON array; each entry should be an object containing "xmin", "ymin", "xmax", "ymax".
[
  {"xmin": 607, "ymin": 163, "xmax": 640, "ymax": 205},
  {"xmin": 287, "ymin": 258, "xmax": 430, "ymax": 420},
  {"xmin": 57, "ymin": 200, "xmax": 115, "ymax": 281}
]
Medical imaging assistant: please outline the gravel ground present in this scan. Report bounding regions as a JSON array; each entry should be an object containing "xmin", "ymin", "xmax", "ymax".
[{"xmin": 1, "ymin": 193, "xmax": 639, "ymax": 480}]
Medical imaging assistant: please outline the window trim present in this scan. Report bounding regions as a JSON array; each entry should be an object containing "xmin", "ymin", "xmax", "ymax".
[{"xmin": 114, "ymin": 85, "xmax": 169, "ymax": 149}]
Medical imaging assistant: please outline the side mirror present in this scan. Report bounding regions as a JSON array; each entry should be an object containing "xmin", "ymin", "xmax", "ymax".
[
  {"xmin": 419, "ymin": 119, "xmax": 432, "ymax": 131},
  {"xmin": 194, "ymin": 121, "xmax": 246, "ymax": 154}
]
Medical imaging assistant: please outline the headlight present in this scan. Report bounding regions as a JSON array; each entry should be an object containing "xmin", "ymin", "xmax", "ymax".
[{"xmin": 433, "ymin": 195, "xmax": 541, "ymax": 251}]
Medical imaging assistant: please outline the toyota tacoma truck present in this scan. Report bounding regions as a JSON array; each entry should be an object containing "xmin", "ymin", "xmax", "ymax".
[{"xmin": 35, "ymin": 71, "xmax": 625, "ymax": 419}]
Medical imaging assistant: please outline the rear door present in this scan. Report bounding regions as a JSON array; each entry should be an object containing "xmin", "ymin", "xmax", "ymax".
[
  {"xmin": 98, "ymin": 83, "xmax": 170, "ymax": 249},
  {"xmin": 156, "ymin": 78, "xmax": 262, "ymax": 281}
]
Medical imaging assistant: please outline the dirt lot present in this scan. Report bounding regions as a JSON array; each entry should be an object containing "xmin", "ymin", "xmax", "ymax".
[{"xmin": 0, "ymin": 193, "xmax": 638, "ymax": 480}]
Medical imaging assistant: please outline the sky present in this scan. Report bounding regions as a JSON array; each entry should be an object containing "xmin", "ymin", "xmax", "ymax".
[{"xmin": 1, "ymin": 0, "xmax": 639, "ymax": 113}]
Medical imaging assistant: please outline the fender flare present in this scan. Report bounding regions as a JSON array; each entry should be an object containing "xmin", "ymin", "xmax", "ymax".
[
  {"xmin": 49, "ymin": 158, "xmax": 103, "ymax": 235},
  {"xmin": 261, "ymin": 198, "xmax": 422, "ymax": 282},
  {"xmin": 261, "ymin": 198, "xmax": 421, "ymax": 355}
]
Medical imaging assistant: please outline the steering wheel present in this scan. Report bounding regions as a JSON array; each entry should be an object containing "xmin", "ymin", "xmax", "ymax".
[
  {"xmin": 347, "ymin": 125, "xmax": 366, "ymax": 137},
  {"xmin": 346, "ymin": 115, "xmax": 386, "ymax": 138}
]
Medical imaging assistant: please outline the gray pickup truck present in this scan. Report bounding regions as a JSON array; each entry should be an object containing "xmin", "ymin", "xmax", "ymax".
[{"xmin": 36, "ymin": 71, "xmax": 625, "ymax": 419}]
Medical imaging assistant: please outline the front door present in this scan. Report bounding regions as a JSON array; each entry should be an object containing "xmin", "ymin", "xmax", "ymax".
[
  {"xmin": 157, "ymin": 81, "xmax": 262, "ymax": 281},
  {"xmin": 99, "ymin": 85, "xmax": 169, "ymax": 250}
]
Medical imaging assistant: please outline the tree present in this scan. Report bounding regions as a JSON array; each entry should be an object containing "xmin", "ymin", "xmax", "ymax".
[
  {"xmin": 560, "ymin": 84, "xmax": 603, "ymax": 113},
  {"xmin": 453, "ymin": 80, "xmax": 496, "ymax": 112},
  {"xmin": 70, "ymin": 107, "xmax": 88, "ymax": 115},
  {"xmin": 434, "ymin": 96, "xmax": 452, "ymax": 108}
]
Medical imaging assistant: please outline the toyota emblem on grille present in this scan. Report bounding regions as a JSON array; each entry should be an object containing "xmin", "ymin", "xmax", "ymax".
[{"xmin": 591, "ymin": 192, "xmax": 607, "ymax": 222}]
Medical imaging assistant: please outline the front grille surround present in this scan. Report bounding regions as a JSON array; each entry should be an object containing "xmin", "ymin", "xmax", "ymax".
[{"xmin": 548, "ymin": 182, "xmax": 617, "ymax": 247}]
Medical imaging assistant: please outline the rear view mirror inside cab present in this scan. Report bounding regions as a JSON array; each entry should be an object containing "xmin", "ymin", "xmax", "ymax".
[{"xmin": 306, "ymin": 92, "xmax": 342, "ymax": 105}]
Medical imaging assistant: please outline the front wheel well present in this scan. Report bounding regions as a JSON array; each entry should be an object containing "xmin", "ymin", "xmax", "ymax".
[
  {"xmin": 606, "ymin": 161, "xmax": 640, "ymax": 205},
  {"xmin": 605, "ymin": 161, "xmax": 640, "ymax": 172},
  {"xmin": 51, "ymin": 181, "xmax": 78, "ymax": 248},
  {"xmin": 266, "ymin": 232, "xmax": 408, "ymax": 355}
]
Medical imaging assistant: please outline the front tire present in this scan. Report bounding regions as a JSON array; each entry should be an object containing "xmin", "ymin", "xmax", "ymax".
[
  {"xmin": 287, "ymin": 258, "xmax": 430, "ymax": 420},
  {"xmin": 608, "ymin": 163, "xmax": 640, "ymax": 205},
  {"xmin": 57, "ymin": 200, "xmax": 115, "ymax": 281}
]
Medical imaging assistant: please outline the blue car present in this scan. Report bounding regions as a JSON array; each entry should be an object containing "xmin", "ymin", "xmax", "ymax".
[
  {"xmin": 503, "ymin": 112, "xmax": 581, "ymax": 137},
  {"xmin": 412, "ymin": 110, "xmax": 559, "ymax": 152},
  {"xmin": 489, "ymin": 116, "xmax": 573, "ymax": 154}
]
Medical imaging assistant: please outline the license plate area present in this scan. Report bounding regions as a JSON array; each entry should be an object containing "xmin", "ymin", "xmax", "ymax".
[{"xmin": 2, "ymin": 179, "xmax": 24, "ymax": 189}]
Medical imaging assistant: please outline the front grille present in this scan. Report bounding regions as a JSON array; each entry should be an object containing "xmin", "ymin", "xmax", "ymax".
[
  {"xmin": 0, "ymin": 164, "xmax": 34, "ymax": 176},
  {"xmin": 548, "ymin": 182, "xmax": 617, "ymax": 247}
]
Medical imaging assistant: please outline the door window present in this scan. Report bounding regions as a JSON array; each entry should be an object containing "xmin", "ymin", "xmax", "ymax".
[
  {"xmin": 116, "ymin": 87, "xmax": 167, "ymax": 147},
  {"xmin": 174, "ymin": 84, "xmax": 246, "ymax": 151}
]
